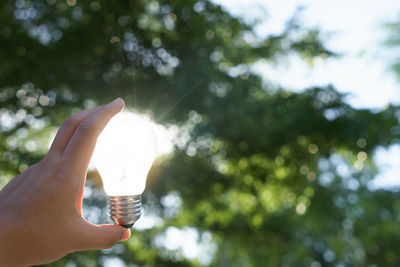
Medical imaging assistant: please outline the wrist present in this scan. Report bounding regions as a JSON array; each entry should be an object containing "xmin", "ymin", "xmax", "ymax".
[
  {"xmin": 0, "ymin": 209, "xmax": 22, "ymax": 266},
  {"xmin": 0, "ymin": 213, "xmax": 11, "ymax": 265}
]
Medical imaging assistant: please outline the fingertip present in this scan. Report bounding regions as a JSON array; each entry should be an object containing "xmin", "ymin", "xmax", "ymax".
[
  {"xmin": 119, "ymin": 228, "xmax": 131, "ymax": 242},
  {"xmin": 76, "ymin": 223, "xmax": 131, "ymax": 250},
  {"xmin": 117, "ymin": 97, "xmax": 125, "ymax": 107},
  {"xmin": 109, "ymin": 98, "xmax": 125, "ymax": 111}
]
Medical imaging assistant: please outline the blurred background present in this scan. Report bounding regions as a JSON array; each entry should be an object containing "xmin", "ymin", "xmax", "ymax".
[{"xmin": 1, "ymin": 0, "xmax": 400, "ymax": 266}]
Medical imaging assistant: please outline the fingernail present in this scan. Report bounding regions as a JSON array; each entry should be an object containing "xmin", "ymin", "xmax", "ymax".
[
  {"xmin": 111, "ymin": 98, "xmax": 124, "ymax": 105},
  {"xmin": 119, "ymin": 229, "xmax": 131, "ymax": 241},
  {"xmin": 108, "ymin": 98, "xmax": 125, "ymax": 111}
]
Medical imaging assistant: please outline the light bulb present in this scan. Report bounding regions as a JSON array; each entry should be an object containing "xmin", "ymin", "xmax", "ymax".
[{"xmin": 92, "ymin": 111, "xmax": 157, "ymax": 228}]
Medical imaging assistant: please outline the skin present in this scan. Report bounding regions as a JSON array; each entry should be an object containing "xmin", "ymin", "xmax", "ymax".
[{"xmin": 0, "ymin": 98, "xmax": 131, "ymax": 266}]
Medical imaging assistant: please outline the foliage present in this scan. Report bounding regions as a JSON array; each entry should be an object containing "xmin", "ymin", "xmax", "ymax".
[
  {"xmin": 1, "ymin": 0, "xmax": 400, "ymax": 266},
  {"xmin": 386, "ymin": 16, "xmax": 400, "ymax": 81}
]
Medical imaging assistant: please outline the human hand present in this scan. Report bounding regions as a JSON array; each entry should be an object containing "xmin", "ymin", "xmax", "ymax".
[{"xmin": 0, "ymin": 98, "xmax": 130, "ymax": 266}]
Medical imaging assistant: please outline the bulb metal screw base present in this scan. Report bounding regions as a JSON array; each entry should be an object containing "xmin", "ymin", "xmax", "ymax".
[{"xmin": 109, "ymin": 195, "xmax": 142, "ymax": 228}]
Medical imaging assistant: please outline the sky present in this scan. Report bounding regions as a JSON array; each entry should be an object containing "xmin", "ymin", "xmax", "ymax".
[
  {"xmin": 212, "ymin": 0, "xmax": 400, "ymax": 189},
  {"xmin": 213, "ymin": 0, "xmax": 400, "ymax": 108}
]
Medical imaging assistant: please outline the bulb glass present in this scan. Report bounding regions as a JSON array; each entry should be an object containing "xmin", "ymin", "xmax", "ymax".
[{"xmin": 93, "ymin": 111, "xmax": 157, "ymax": 196}]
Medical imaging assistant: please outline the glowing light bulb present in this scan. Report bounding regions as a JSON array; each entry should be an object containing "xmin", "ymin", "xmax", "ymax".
[{"xmin": 93, "ymin": 111, "xmax": 157, "ymax": 228}]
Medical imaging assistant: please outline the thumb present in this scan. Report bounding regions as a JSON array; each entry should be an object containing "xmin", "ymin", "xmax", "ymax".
[{"xmin": 76, "ymin": 222, "xmax": 131, "ymax": 250}]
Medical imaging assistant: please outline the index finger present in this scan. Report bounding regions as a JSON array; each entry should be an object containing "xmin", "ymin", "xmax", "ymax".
[
  {"xmin": 61, "ymin": 98, "xmax": 125, "ymax": 180},
  {"xmin": 49, "ymin": 106, "xmax": 100, "ymax": 156}
]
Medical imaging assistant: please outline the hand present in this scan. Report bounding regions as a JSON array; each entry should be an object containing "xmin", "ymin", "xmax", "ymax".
[{"xmin": 0, "ymin": 98, "xmax": 130, "ymax": 266}]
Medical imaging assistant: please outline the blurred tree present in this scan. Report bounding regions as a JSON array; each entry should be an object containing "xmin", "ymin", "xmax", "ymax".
[
  {"xmin": 386, "ymin": 15, "xmax": 400, "ymax": 80},
  {"xmin": 1, "ymin": 0, "xmax": 400, "ymax": 266}
]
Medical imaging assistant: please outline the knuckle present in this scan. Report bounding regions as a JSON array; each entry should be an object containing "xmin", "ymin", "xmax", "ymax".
[
  {"xmin": 96, "ymin": 107, "xmax": 110, "ymax": 119},
  {"xmin": 62, "ymin": 116, "xmax": 78, "ymax": 128},
  {"xmin": 43, "ymin": 151, "xmax": 61, "ymax": 163},
  {"xmin": 76, "ymin": 121, "xmax": 97, "ymax": 136}
]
